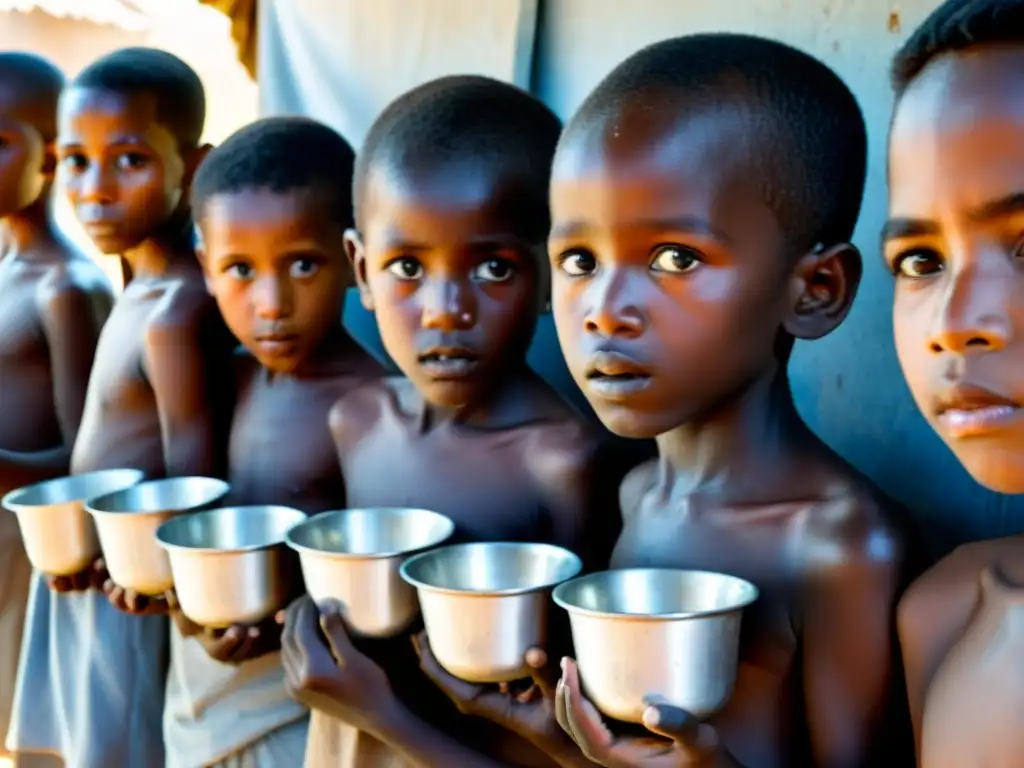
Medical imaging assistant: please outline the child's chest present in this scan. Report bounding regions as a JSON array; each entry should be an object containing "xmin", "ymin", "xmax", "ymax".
[
  {"xmin": 921, "ymin": 570, "xmax": 1024, "ymax": 767},
  {"xmin": 87, "ymin": 295, "xmax": 162, "ymax": 409},
  {"xmin": 0, "ymin": 268, "xmax": 43, "ymax": 361},
  {"xmin": 228, "ymin": 376, "xmax": 345, "ymax": 512},
  {"xmin": 341, "ymin": 423, "xmax": 545, "ymax": 542},
  {"xmin": 612, "ymin": 494, "xmax": 802, "ymax": 764}
]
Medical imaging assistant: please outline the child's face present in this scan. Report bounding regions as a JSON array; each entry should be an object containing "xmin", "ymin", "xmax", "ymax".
[
  {"xmin": 549, "ymin": 108, "xmax": 795, "ymax": 439},
  {"xmin": 351, "ymin": 163, "xmax": 542, "ymax": 408},
  {"xmin": 199, "ymin": 188, "xmax": 349, "ymax": 374},
  {"xmin": 58, "ymin": 86, "xmax": 186, "ymax": 254},
  {"xmin": 887, "ymin": 48, "xmax": 1024, "ymax": 494}
]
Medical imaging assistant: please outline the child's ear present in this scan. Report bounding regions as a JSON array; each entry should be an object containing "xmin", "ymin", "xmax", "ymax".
[
  {"xmin": 344, "ymin": 228, "xmax": 373, "ymax": 312},
  {"xmin": 183, "ymin": 143, "xmax": 213, "ymax": 189},
  {"xmin": 782, "ymin": 241, "xmax": 862, "ymax": 340},
  {"xmin": 41, "ymin": 141, "xmax": 57, "ymax": 178},
  {"xmin": 193, "ymin": 226, "xmax": 215, "ymax": 296}
]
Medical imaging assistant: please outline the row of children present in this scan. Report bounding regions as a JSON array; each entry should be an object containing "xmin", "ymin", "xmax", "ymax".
[{"xmin": 0, "ymin": 0, "xmax": 1019, "ymax": 765}]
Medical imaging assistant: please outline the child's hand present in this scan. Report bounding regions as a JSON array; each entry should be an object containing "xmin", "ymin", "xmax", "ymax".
[
  {"xmin": 556, "ymin": 658, "xmax": 727, "ymax": 768},
  {"xmin": 413, "ymin": 631, "xmax": 568, "ymax": 751},
  {"xmin": 194, "ymin": 615, "xmax": 282, "ymax": 664},
  {"xmin": 103, "ymin": 567, "xmax": 169, "ymax": 615},
  {"xmin": 280, "ymin": 595, "xmax": 398, "ymax": 735},
  {"xmin": 46, "ymin": 557, "xmax": 107, "ymax": 593}
]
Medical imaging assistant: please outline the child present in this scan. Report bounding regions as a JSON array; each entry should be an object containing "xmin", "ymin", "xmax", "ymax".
[
  {"xmin": 888, "ymin": 2, "xmax": 1024, "ymax": 765},
  {"xmin": 7, "ymin": 47, "xmax": 229, "ymax": 767},
  {"xmin": 420, "ymin": 36, "xmax": 909, "ymax": 768},
  {"xmin": 0, "ymin": 52, "xmax": 113, "ymax": 764},
  {"xmin": 167, "ymin": 115, "xmax": 384, "ymax": 768},
  {"xmin": 281, "ymin": 76, "xmax": 627, "ymax": 768}
]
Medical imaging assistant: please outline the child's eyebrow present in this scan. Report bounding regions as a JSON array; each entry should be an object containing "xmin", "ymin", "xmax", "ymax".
[
  {"xmin": 882, "ymin": 192, "xmax": 1024, "ymax": 244},
  {"xmin": 881, "ymin": 217, "xmax": 939, "ymax": 242},
  {"xmin": 550, "ymin": 215, "xmax": 726, "ymax": 242},
  {"xmin": 968, "ymin": 191, "xmax": 1024, "ymax": 223}
]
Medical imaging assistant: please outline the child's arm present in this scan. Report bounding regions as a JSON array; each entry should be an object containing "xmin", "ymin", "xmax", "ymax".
[
  {"xmin": 282, "ymin": 596, "xmax": 514, "ymax": 768},
  {"xmin": 0, "ymin": 278, "xmax": 106, "ymax": 491},
  {"xmin": 801, "ymin": 501, "xmax": 902, "ymax": 767},
  {"xmin": 144, "ymin": 284, "xmax": 223, "ymax": 478}
]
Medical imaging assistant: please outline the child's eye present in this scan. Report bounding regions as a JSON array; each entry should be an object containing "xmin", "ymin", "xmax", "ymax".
[
  {"xmin": 650, "ymin": 245, "xmax": 702, "ymax": 274},
  {"xmin": 116, "ymin": 152, "xmax": 148, "ymax": 171},
  {"xmin": 290, "ymin": 258, "xmax": 319, "ymax": 278},
  {"xmin": 62, "ymin": 154, "xmax": 87, "ymax": 173},
  {"xmin": 226, "ymin": 263, "xmax": 253, "ymax": 280},
  {"xmin": 386, "ymin": 257, "xmax": 423, "ymax": 280},
  {"xmin": 558, "ymin": 250, "xmax": 597, "ymax": 277},
  {"xmin": 893, "ymin": 249, "xmax": 943, "ymax": 279},
  {"xmin": 472, "ymin": 258, "xmax": 515, "ymax": 283}
]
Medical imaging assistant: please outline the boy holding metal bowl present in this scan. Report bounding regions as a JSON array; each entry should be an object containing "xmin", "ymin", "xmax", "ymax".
[
  {"xmin": 417, "ymin": 34, "xmax": 912, "ymax": 768},
  {"xmin": 280, "ymin": 75, "xmax": 632, "ymax": 768},
  {"xmin": 162, "ymin": 116, "xmax": 385, "ymax": 767}
]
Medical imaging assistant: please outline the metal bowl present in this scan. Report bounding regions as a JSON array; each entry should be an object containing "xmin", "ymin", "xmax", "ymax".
[
  {"xmin": 400, "ymin": 542, "xmax": 582, "ymax": 683},
  {"xmin": 2, "ymin": 469, "xmax": 145, "ymax": 575},
  {"xmin": 155, "ymin": 505, "xmax": 306, "ymax": 628},
  {"xmin": 86, "ymin": 477, "xmax": 230, "ymax": 596},
  {"xmin": 552, "ymin": 568, "xmax": 759, "ymax": 723},
  {"xmin": 286, "ymin": 507, "xmax": 454, "ymax": 638}
]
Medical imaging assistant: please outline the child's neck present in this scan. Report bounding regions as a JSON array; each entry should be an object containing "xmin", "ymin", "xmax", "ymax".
[
  {"xmin": 263, "ymin": 326, "xmax": 365, "ymax": 382},
  {"xmin": 654, "ymin": 366, "xmax": 820, "ymax": 504},
  {"xmin": 0, "ymin": 196, "xmax": 57, "ymax": 258},
  {"xmin": 417, "ymin": 363, "xmax": 544, "ymax": 432},
  {"xmin": 123, "ymin": 208, "xmax": 199, "ymax": 281}
]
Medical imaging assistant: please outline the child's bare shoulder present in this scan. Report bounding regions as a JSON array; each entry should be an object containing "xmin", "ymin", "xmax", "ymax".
[
  {"xmin": 32, "ymin": 241, "xmax": 112, "ymax": 319},
  {"xmin": 900, "ymin": 536, "xmax": 1024, "ymax": 624},
  {"xmin": 328, "ymin": 373, "xmax": 402, "ymax": 446}
]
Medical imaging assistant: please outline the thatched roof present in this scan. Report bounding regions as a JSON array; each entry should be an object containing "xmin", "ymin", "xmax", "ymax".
[{"xmin": 0, "ymin": 0, "xmax": 151, "ymax": 30}]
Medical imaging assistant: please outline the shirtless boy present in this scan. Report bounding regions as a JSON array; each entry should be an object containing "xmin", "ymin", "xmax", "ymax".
[
  {"xmin": 445, "ymin": 35, "xmax": 906, "ymax": 768},
  {"xmin": 887, "ymin": 2, "xmax": 1024, "ymax": 765},
  {"xmin": 7, "ymin": 48, "xmax": 228, "ymax": 768},
  {"xmin": 164, "ymin": 116, "xmax": 383, "ymax": 768},
  {"xmin": 0, "ymin": 52, "xmax": 112, "ymax": 765},
  {"xmin": 280, "ymin": 76, "xmax": 625, "ymax": 768}
]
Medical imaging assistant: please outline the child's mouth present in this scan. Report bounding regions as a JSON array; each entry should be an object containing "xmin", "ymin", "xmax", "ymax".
[{"xmin": 418, "ymin": 350, "xmax": 480, "ymax": 379}]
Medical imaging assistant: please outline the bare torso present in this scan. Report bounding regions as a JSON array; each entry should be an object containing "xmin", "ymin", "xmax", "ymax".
[
  {"xmin": 331, "ymin": 374, "xmax": 610, "ymax": 768},
  {"xmin": 227, "ymin": 349, "xmax": 383, "ymax": 512},
  {"xmin": 900, "ymin": 536, "xmax": 1024, "ymax": 768},
  {"xmin": 613, "ymin": 457, "xmax": 900, "ymax": 768},
  {"xmin": 0, "ymin": 246, "xmax": 110, "ymax": 454}
]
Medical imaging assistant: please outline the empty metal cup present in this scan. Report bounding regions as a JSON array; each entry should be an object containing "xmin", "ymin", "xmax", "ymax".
[
  {"xmin": 552, "ymin": 568, "xmax": 759, "ymax": 723},
  {"xmin": 86, "ymin": 477, "xmax": 230, "ymax": 596},
  {"xmin": 400, "ymin": 542, "xmax": 582, "ymax": 683},
  {"xmin": 2, "ymin": 469, "xmax": 145, "ymax": 576},
  {"xmin": 286, "ymin": 507, "xmax": 454, "ymax": 638},
  {"xmin": 156, "ymin": 505, "xmax": 306, "ymax": 628}
]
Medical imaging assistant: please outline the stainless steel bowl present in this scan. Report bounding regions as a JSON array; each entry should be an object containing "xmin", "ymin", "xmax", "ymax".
[
  {"xmin": 2, "ymin": 469, "xmax": 145, "ymax": 575},
  {"xmin": 400, "ymin": 542, "xmax": 582, "ymax": 683},
  {"xmin": 286, "ymin": 507, "xmax": 454, "ymax": 638},
  {"xmin": 86, "ymin": 477, "xmax": 230, "ymax": 596},
  {"xmin": 156, "ymin": 505, "xmax": 306, "ymax": 628},
  {"xmin": 552, "ymin": 568, "xmax": 759, "ymax": 723}
]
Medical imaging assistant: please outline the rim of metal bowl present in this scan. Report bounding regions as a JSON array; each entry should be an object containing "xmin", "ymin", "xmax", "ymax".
[
  {"xmin": 285, "ymin": 508, "xmax": 456, "ymax": 560},
  {"xmin": 399, "ymin": 541, "xmax": 583, "ymax": 597},
  {"xmin": 85, "ymin": 476, "xmax": 231, "ymax": 517},
  {"xmin": 2, "ymin": 468, "xmax": 145, "ymax": 512},
  {"xmin": 552, "ymin": 568, "xmax": 760, "ymax": 621},
  {"xmin": 155, "ymin": 505, "xmax": 307, "ymax": 554}
]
